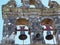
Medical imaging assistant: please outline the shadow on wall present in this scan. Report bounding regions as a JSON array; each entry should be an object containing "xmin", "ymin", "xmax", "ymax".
[{"xmin": 41, "ymin": 18, "xmax": 54, "ymax": 26}]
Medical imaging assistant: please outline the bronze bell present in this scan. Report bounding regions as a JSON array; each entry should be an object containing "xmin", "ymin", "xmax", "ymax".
[
  {"xmin": 19, "ymin": 33, "xmax": 27, "ymax": 40},
  {"xmin": 18, "ymin": 26, "xmax": 27, "ymax": 40},
  {"xmin": 36, "ymin": 33, "xmax": 41, "ymax": 41},
  {"xmin": 45, "ymin": 31, "xmax": 53, "ymax": 40},
  {"xmin": 36, "ymin": 33, "xmax": 40, "ymax": 38},
  {"xmin": 46, "ymin": 35, "xmax": 53, "ymax": 40}
]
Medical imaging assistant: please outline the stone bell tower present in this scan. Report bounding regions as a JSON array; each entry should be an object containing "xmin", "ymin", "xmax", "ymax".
[{"xmin": 1, "ymin": 0, "xmax": 60, "ymax": 45}]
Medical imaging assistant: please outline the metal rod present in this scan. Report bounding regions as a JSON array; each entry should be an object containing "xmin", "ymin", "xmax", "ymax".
[{"xmin": 23, "ymin": 40, "xmax": 24, "ymax": 45}]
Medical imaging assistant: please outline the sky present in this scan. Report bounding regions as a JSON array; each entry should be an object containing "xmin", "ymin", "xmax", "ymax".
[{"xmin": 0, "ymin": 0, "xmax": 60, "ymax": 44}]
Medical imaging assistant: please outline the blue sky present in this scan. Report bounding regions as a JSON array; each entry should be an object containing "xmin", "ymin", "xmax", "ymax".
[{"xmin": 0, "ymin": 0, "xmax": 60, "ymax": 44}]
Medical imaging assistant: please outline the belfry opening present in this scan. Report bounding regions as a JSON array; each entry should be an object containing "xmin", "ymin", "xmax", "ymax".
[{"xmin": 16, "ymin": 18, "xmax": 29, "ymax": 40}]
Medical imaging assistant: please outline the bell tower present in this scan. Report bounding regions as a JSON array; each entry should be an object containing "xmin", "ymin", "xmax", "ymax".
[{"xmin": 2, "ymin": 0, "xmax": 60, "ymax": 45}]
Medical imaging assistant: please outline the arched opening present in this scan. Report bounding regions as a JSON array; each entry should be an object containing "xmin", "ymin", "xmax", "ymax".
[
  {"xmin": 15, "ymin": 18, "xmax": 29, "ymax": 40},
  {"xmin": 41, "ymin": 18, "xmax": 54, "ymax": 26},
  {"xmin": 41, "ymin": 18, "xmax": 54, "ymax": 40}
]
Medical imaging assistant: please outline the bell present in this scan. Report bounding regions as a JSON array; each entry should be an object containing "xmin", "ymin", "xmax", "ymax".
[
  {"xmin": 18, "ymin": 26, "xmax": 27, "ymax": 40},
  {"xmin": 19, "ymin": 34, "xmax": 27, "ymax": 40},
  {"xmin": 19, "ymin": 31, "xmax": 27, "ymax": 40},
  {"xmin": 45, "ymin": 31, "xmax": 53, "ymax": 40},
  {"xmin": 36, "ymin": 33, "xmax": 40, "ymax": 38},
  {"xmin": 35, "ymin": 33, "xmax": 41, "ymax": 41},
  {"xmin": 46, "ymin": 35, "xmax": 53, "ymax": 40}
]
